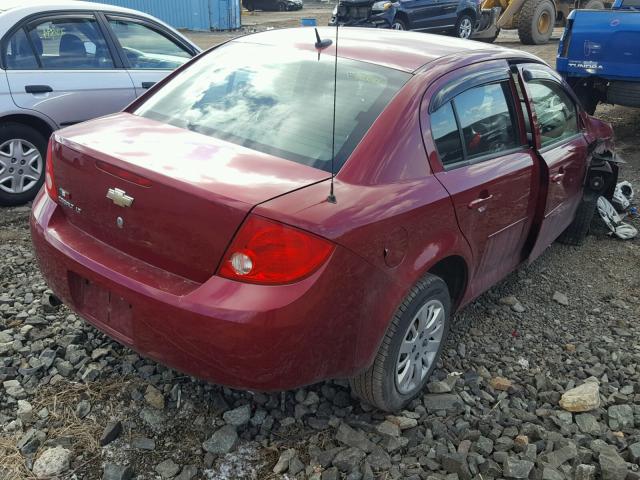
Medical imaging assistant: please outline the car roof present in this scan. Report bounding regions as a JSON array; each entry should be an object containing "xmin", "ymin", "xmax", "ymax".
[
  {"xmin": 233, "ymin": 27, "xmax": 535, "ymax": 73},
  {"xmin": 0, "ymin": 0, "xmax": 140, "ymax": 14},
  {"xmin": 0, "ymin": 0, "xmax": 162, "ymax": 28}
]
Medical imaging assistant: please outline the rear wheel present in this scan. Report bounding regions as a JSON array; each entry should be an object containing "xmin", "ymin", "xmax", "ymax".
[
  {"xmin": 557, "ymin": 196, "xmax": 597, "ymax": 246},
  {"xmin": 454, "ymin": 14, "xmax": 474, "ymax": 39},
  {"xmin": 607, "ymin": 81, "xmax": 640, "ymax": 109},
  {"xmin": 350, "ymin": 274, "xmax": 451, "ymax": 412},
  {"xmin": 391, "ymin": 18, "xmax": 407, "ymax": 30},
  {"xmin": 572, "ymin": 83, "xmax": 599, "ymax": 115},
  {"xmin": 0, "ymin": 123, "xmax": 47, "ymax": 206},
  {"xmin": 518, "ymin": 0, "xmax": 555, "ymax": 45},
  {"xmin": 277, "ymin": 2, "xmax": 287, "ymax": 11}
]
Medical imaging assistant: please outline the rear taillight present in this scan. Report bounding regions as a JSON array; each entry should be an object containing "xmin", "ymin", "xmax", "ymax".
[
  {"xmin": 218, "ymin": 215, "xmax": 334, "ymax": 285},
  {"xmin": 44, "ymin": 139, "xmax": 58, "ymax": 203}
]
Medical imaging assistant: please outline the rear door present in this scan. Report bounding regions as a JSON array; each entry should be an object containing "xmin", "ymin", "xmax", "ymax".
[
  {"xmin": 2, "ymin": 13, "xmax": 136, "ymax": 128},
  {"xmin": 514, "ymin": 64, "xmax": 589, "ymax": 262},
  {"xmin": 103, "ymin": 15, "xmax": 195, "ymax": 97},
  {"xmin": 402, "ymin": 0, "xmax": 441, "ymax": 30},
  {"xmin": 422, "ymin": 61, "xmax": 540, "ymax": 298}
]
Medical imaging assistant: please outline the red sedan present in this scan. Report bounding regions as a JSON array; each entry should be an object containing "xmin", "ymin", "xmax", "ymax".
[{"xmin": 31, "ymin": 28, "xmax": 617, "ymax": 411}]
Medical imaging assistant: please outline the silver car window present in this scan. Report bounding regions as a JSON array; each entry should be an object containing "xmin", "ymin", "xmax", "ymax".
[
  {"xmin": 107, "ymin": 18, "xmax": 191, "ymax": 70},
  {"xmin": 26, "ymin": 16, "xmax": 114, "ymax": 70},
  {"xmin": 4, "ymin": 28, "xmax": 39, "ymax": 69}
]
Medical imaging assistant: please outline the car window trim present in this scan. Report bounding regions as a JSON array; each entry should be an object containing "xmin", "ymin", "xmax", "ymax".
[
  {"xmin": 429, "ymin": 67, "xmax": 511, "ymax": 113},
  {"xmin": 0, "ymin": 8, "xmax": 196, "ymax": 71},
  {"xmin": 1, "ymin": 11, "xmax": 122, "ymax": 71},
  {"xmin": 442, "ymin": 145, "xmax": 529, "ymax": 171},
  {"xmin": 526, "ymin": 77, "xmax": 581, "ymax": 148},
  {"xmin": 434, "ymin": 79, "xmax": 526, "ymax": 171},
  {"xmin": 537, "ymin": 131, "xmax": 584, "ymax": 153},
  {"xmin": 104, "ymin": 13, "xmax": 196, "ymax": 70}
]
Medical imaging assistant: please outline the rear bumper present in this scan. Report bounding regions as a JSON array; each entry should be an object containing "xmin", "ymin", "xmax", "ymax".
[{"xmin": 31, "ymin": 190, "xmax": 394, "ymax": 390}]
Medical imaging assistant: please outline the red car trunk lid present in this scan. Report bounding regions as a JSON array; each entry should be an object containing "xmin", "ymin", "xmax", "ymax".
[{"xmin": 51, "ymin": 113, "xmax": 329, "ymax": 283}]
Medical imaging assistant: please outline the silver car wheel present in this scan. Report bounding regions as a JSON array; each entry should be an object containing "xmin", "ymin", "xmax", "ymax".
[
  {"xmin": 392, "ymin": 21, "xmax": 405, "ymax": 30},
  {"xmin": 459, "ymin": 17, "xmax": 473, "ymax": 38},
  {"xmin": 0, "ymin": 139, "xmax": 43, "ymax": 194},
  {"xmin": 395, "ymin": 299, "xmax": 445, "ymax": 394}
]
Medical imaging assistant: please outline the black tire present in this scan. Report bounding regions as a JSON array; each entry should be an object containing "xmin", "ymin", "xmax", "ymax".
[
  {"xmin": 245, "ymin": 1, "xmax": 255, "ymax": 11},
  {"xmin": 572, "ymin": 83, "xmax": 599, "ymax": 115},
  {"xmin": 0, "ymin": 123, "xmax": 48, "ymax": 207},
  {"xmin": 350, "ymin": 274, "xmax": 451, "ymax": 412},
  {"xmin": 607, "ymin": 81, "xmax": 640, "ymax": 108},
  {"xmin": 583, "ymin": 0, "xmax": 605, "ymax": 8},
  {"xmin": 557, "ymin": 196, "xmax": 597, "ymax": 246},
  {"xmin": 391, "ymin": 17, "xmax": 408, "ymax": 30},
  {"xmin": 277, "ymin": 2, "xmax": 287, "ymax": 11},
  {"xmin": 518, "ymin": 0, "xmax": 555, "ymax": 45},
  {"xmin": 454, "ymin": 13, "xmax": 474, "ymax": 39}
]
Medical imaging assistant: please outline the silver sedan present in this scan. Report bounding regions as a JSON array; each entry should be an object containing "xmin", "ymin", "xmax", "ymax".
[{"xmin": 0, "ymin": 0, "xmax": 200, "ymax": 205}]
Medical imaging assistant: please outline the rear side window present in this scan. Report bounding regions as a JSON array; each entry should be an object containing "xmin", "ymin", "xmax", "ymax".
[
  {"xmin": 527, "ymin": 81, "xmax": 578, "ymax": 147},
  {"xmin": 26, "ymin": 17, "xmax": 114, "ymax": 69},
  {"xmin": 431, "ymin": 103, "xmax": 463, "ymax": 166},
  {"xmin": 3, "ymin": 29, "xmax": 38, "ymax": 69},
  {"xmin": 430, "ymin": 81, "xmax": 520, "ymax": 168},
  {"xmin": 135, "ymin": 42, "xmax": 409, "ymax": 172}
]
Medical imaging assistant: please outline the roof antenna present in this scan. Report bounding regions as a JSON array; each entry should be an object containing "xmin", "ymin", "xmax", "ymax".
[
  {"xmin": 326, "ymin": 23, "xmax": 339, "ymax": 204},
  {"xmin": 312, "ymin": 26, "xmax": 338, "ymax": 203}
]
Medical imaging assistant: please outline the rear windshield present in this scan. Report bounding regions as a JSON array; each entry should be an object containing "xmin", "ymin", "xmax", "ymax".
[{"xmin": 135, "ymin": 42, "xmax": 409, "ymax": 172}]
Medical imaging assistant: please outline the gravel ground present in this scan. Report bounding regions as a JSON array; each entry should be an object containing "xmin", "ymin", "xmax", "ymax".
[{"xmin": 1, "ymin": 16, "xmax": 640, "ymax": 480}]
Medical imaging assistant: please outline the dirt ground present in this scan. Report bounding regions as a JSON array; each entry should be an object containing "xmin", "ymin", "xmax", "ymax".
[{"xmin": 1, "ymin": 8, "xmax": 639, "ymax": 480}]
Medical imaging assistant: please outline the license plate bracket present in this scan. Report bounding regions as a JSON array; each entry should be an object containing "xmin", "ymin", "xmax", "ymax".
[{"xmin": 68, "ymin": 272, "xmax": 133, "ymax": 340}]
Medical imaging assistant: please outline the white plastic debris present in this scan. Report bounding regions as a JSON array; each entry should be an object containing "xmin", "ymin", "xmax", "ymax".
[
  {"xmin": 597, "ymin": 196, "xmax": 638, "ymax": 240},
  {"xmin": 612, "ymin": 181, "xmax": 634, "ymax": 212}
]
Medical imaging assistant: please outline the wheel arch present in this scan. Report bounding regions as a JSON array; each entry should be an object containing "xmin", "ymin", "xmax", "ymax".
[
  {"xmin": 0, "ymin": 113, "xmax": 56, "ymax": 141},
  {"xmin": 427, "ymin": 255, "xmax": 468, "ymax": 311},
  {"xmin": 394, "ymin": 11, "xmax": 410, "ymax": 27},
  {"xmin": 459, "ymin": 7, "xmax": 478, "ymax": 22}
]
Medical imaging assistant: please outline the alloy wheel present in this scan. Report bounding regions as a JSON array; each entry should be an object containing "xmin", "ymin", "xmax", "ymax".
[
  {"xmin": 0, "ymin": 139, "xmax": 43, "ymax": 195},
  {"xmin": 458, "ymin": 17, "xmax": 472, "ymax": 38},
  {"xmin": 395, "ymin": 299, "xmax": 445, "ymax": 394},
  {"xmin": 392, "ymin": 21, "xmax": 405, "ymax": 30}
]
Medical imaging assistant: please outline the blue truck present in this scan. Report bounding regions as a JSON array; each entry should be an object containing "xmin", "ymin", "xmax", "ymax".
[{"xmin": 557, "ymin": 0, "xmax": 640, "ymax": 113}]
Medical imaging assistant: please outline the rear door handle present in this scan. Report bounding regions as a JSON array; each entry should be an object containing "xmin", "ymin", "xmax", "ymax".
[
  {"xmin": 551, "ymin": 166, "xmax": 566, "ymax": 183},
  {"xmin": 25, "ymin": 85, "xmax": 53, "ymax": 94},
  {"xmin": 142, "ymin": 82, "xmax": 156, "ymax": 89},
  {"xmin": 468, "ymin": 194, "xmax": 494, "ymax": 209}
]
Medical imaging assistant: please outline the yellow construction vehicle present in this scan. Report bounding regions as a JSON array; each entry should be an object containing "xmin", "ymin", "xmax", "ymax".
[{"xmin": 472, "ymin": 0, "xmax": 612, "ymax": 44}]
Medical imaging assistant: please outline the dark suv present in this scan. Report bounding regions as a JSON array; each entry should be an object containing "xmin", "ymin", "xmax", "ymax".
[
  {"xmin": 378, "ymin": 0, "xmax": 480, "ymax": 37},
  {"xmin": 331, "ymin": 0, "xmax": 481, "ymax": 38}
]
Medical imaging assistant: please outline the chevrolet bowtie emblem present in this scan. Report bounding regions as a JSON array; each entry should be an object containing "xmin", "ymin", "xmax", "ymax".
[{"xmin": 106, "ymin": 188, "xmax": 134, "ymax": 208}]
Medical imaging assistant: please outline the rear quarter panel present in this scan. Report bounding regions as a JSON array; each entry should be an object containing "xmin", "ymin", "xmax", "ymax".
[{"xmin": 254, "ymin": 73, "xmax": 474, "ymax": 370}]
